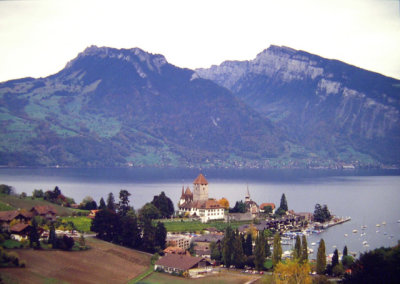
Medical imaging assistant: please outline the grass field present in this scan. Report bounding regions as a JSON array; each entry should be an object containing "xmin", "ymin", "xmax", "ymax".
[
  {"xmin": 0, "ymin": 194, "xmax": 88, "ymax": 216},
  {"xmin": 0, "ymin": 238, "xmax": 152, "ymax": 284},
  {"xmin": 161, "ymin": 220, "xmax": 251, "ymax": 233},
  {"xmin": 139, "ymin": 270, "xmax": 263, "ymax": 284},
  {"xmin": 60, "ymin": 216, "xmax": 92, "ymax": 232}
]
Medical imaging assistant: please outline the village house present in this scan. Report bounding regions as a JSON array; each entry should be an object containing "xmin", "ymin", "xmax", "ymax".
[
  {"xmin": 178, "ymin": 174, "xmax": 225, "ymax": 223},
  {"xmin": 163, "ymin": 246, "xmax": 186, "ymax": 255},
  {"xmin": 166, "ymin": 234, "xmax": 191, "ymax": 250},
  {"xmin": 154, "ymin": 254, "xmax": 212, "ymax": 277},
  {"xmin": 30, "ymin": 205, "xmax": 57, "ymax": 221},
  {"xmin": 10, "ymin": 223, "xmax": 32, "ymax": 241},
  {"xmin": 244, "ymin": 187, "xmax": 259, "ymax": 217},
  {"xmin": 259, "ymin": 203, "xmax": 276, "ymax": 214},
  {"xmin": 0, "ymin": 210, "xmax": 32, "ymax": 230}
]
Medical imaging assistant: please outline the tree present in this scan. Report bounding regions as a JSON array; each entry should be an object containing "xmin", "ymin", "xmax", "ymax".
[
  {"xmin": 316, "ymin": 239, "xmax": 326, "ymax": 274},
  {"xmin": 120, "ymin": 211, "xmax": 141, "ymax": 248},
  {"xmin": 53, "ymin": 186, "xmax": 61, "ymax": 199},
  {"xmin": 29, "ymin": 217, "xmax": 41, "ymax": 248},
  {"xmin": 32, "ymin": 189, "xmax": 44, "ymax": 198},
  {"xmin": 313, "ymin": 203, "xmax": 331, "ymax": 223},
  {"xmin": 139, "ymin": 203, "xmax": 161, "ymax": 223},
  {"xmin": 218, "ymin": 197, "xmax": 230, "ymax": 210},
  {"xmin": 232, "ymin": 233, "xmax": 245, "ymax": 268},
  {"xmin": 99, "ymin": 197, "xmax": 106, "ymax": 209},
  {"xmin": 254, "ymin": 233, "xmax": 266, "ymax": 271},
  {"xmin": 80, "ymin": 196, "xmax": 97, "ymax": 210},
  {"xmin": 154, "ymin": 221, "xmax": 167, "ymax": 251},
  {"xmin": 301, "ymin": 235, "xmax": 308, "ymax": 263},
  {"xmin": 272, "ymin": 232, "xmax": 282, "ymax": 266},
  {"xmin": 90, "ymin": 209, "xmax": 120, "ymax": 242},
  {"xmin": 118, "ymin": 190, "xmax": 131, "ymax": 217},
  {"xmin": 343, "ymin": 245, "xmax": 348, "ymax": 258},
  {"xmin": 0, "ymin": 184, "xmax": 14, "ymax": 195},
  {"xmin": 151, "ymin": 191, "xmax": 174, "ymax": 218},
  {"xmin": 48, "ymin": 223, "xmax": 57, "ymax": 248},
  {"xmin": 293, "ymin": 235, "xmax": 301, "ymax": 260},
  {"xmin": 222, "ymin": 226, "xmax": 235, "ymax": 268},
  {"xmin": 279, "ymin": 193, "xmax": 288, "ymax": 212},
  {"xmin": 210, "ymin": 241, "xmax": 221, "ymax": 261},
  {"xmin": 262, "ymin": 205, "xmax": 273, "ymax": 215},
  {"xmin": 245, "ymin": 233, "xmax": 253, "ymax": 256},
  {"xmin": 332, "ymin": 248, "xmax": 339, "ymax": 268},
  {"xmin": 264, "ymin": 232, "xmax": 271, "ymax": 257},
  {"xmin": 106, "ymin": 192, "xmax": 115, "ymax": 211},
  {"xmin": 230, "ymin": 200, "xmax": 246, "ymax": 213},
  {"xmin": 142, "ymin": 219, "xmax": 156, "ymax": 252},
  {"xmin": 273, "ymin": 259, "xmax": 312, "ymax": 284}
]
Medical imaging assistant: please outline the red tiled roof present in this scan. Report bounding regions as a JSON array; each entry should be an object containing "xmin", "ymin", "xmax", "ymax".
[
  {"xmin": 185, "ymin": 187, "xmax": 192, "ymax": 195},
  {"xmin": 155, "ymin": 254, "xmax": 205, "ymax": 271},
  {"xmin": 260, "ymin": 203, "xmax": 276, "ymax": 210},
  {"xmin": 10, "ymin": 223, "xmax": 30, "ymax": 233},
  {"xmin": 0, "ymin": 211, "xmax": 19, "ymax": 222},
  {"xmin": 163, "ymin": 246, "xmax": 186, "ymax": 254},
  {"xmin": 31, "ymin": 206, "xmax": 57, "ymax": 215},
  {"xmin": 193, "ymin": 174, "xmax": 208, "ymax": 185}
]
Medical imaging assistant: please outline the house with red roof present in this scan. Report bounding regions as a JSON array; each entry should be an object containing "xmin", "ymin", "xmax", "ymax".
[
  {"xmin": 154, "ymin": 254, "xmax": 212, "ymax": 277},
  {"xmin": 30, "ymin": 205, "xmax": 57, "ymax": 221},
  {"xmin": 259, "ymin": 203, "xmax": 276, "ymax": 214}
]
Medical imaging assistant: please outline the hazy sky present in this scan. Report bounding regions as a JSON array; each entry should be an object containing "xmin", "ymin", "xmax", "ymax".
[{"xmin": 0, "ymin": 0, "xmax": 399, "ymax": 83}]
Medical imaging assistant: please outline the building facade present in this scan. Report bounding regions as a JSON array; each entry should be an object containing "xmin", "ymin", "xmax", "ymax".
[{"xmin": 178, "ymin": 174, "xmax": 224, "ymax": 223}]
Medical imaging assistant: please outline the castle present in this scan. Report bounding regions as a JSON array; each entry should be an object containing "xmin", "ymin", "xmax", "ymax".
[{"xmin": 178, "ymin": 174, "xmax": 225, "ymax": 223}]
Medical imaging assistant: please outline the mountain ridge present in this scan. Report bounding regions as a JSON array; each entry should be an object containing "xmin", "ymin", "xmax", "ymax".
[
  {"xmin": 1, "ymin": 45, "xmax": 399, "ymax": 168},
  {"xmin": 196, "ymin": 45, "xmax": 400, "ymax": 165}
]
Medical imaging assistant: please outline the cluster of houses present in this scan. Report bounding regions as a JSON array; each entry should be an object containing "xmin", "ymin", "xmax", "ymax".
[
  {"xmin": 155, "ymin": 174, "xmax": 315, "ymax": 277},
  {"xmin": 0, "ymin": 205, "xmax": 57, "ymax": 240},
  {"xmin": 177, "ymin": 174, "xmax": 279, "ymax": 223}
]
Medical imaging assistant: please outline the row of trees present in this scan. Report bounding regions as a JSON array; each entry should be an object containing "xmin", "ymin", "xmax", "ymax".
[
  {"xmin": 90, "ymin": 190, "xmax": 169, "ymax": 253},
  {"xmin": 210, "ymin": 226, "xmax": 272, "ymax": 270},
  {"xmin": 316, "ymin": 239, "xmax": 354, "ymax": 277},
  {"xmin": 313, "ymin": 203, "xmax": 332, "ymax": 223}
]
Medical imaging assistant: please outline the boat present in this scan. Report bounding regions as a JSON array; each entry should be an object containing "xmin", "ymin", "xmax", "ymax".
[
  {"xmin": 382, "ymin": 221, "xmax": 386, "ymax": 225},
  {"xmin": 344, "ymin": 234, "xmax": 348, "ymax": 237},
  {"xmin": 311, "ymin": 242, "xmax": 316, "ymax": 246},
  {"xmin": 361, "ymin": 225, "xmax": 367, "ymax": 229},
  {"xmin": 376, "ymin": 230, "xmax": 379, "ymax": 233},
  {"xmin": 352, "ymin": 229, "xmax": 358, "ymax": 233},
  {"xmin": 360, "ymin": 232, "xmax": 366, "ymax": 237},
  {"xmin": 376, "ymin": 224, "xmax": 381, "ymax": 227},
  {"xmin": 362, "ymin": 241, "xmax": 368, "ymax": 245}
]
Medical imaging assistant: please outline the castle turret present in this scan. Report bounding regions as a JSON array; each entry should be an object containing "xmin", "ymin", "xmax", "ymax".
[{"xmin": 193, "ymin": 173, "xmax": 208, "ymax": 201}]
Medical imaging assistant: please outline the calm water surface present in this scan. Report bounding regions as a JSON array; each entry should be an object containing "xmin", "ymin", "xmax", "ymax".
[{"xmin": 0, "ymin": 168, "xmax": 399, "ymax": 258}]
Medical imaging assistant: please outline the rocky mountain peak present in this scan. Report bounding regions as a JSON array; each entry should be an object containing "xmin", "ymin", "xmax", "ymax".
[{"xmin": 65, "ymin": 45, "xmax": 168, "ymax": 73}]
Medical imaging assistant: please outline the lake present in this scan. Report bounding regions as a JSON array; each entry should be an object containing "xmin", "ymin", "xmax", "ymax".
[{"xmin": 0, "ymin": 167, "xmax": 399, "ymax": 258}]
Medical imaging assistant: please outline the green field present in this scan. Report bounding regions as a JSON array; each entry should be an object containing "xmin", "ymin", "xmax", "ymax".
[
  {"xmin": 60, "ymin": 216, "xmax": 92, "ymax": 232},
  {"xmin": 160, "ymin": 220, "xmax": 251, "ymax": 233},
  {"xmin": 0, "ymin": 194, "xmax": 88, "ymax": 217}
]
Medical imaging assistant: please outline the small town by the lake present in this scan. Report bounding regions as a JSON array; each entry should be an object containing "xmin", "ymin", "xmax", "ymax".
[
  {"xmin": 1, "ymin": 1, "xmax": 400, "ymax": 283},
  {"xmin": 0, "ymin": 173, "xmax": 399, "ymax": 283}
]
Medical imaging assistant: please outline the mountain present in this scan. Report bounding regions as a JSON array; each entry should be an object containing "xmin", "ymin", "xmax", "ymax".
[
  {"xmin": 196, "ymin": 45, "xmax": 400, "ymax": 166},
  {"xmin": 0, "ymin": 46, "xmax": 290, "ymax": 168}
]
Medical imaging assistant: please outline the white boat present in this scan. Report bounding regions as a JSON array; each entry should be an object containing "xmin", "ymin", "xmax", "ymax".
[
  {"xmin": 376, "ymin": 224, "xmax": 381, "ymax": 227},
  {"xmin": 311, "ymin": 242, "xmax": 316, "ymax": 246},
  {"xmin": 344, "ymin": 234, "xmax": 348, "ymax": 237},
  {"xmin": 362, "ymin": 241, "xmax": 368, "ymax": 245},
  {"xmin": 352, "ymin": 229, "xmax": 358, "ymax": 233},
  {"xmin": 382, "ymin": 221, "xmax": 386, "ymax": 225},
  {"xmin": 376, "ymin": 230, "xmax": 379, "ymax": 233}
]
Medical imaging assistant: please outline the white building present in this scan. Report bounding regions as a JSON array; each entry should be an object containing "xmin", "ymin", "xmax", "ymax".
[{"xmin": 178, "ymin": 174, "xmax": 225, "ymax": 223}]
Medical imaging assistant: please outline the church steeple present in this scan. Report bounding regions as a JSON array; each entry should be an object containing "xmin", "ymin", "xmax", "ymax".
[{"xmin": 245, "ymin": 185, "xmax": 250, "ymax": 202}]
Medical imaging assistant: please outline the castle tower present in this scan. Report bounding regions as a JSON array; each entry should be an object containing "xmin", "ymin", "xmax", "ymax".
[{"xmin": 193, "ymin": 173, "xmax": 208, "ymax": 201}]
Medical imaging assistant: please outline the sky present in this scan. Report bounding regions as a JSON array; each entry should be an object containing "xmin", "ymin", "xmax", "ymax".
[{"xmin": 0, "ymin": 0, "xmax": 399, "ymax": 83}]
